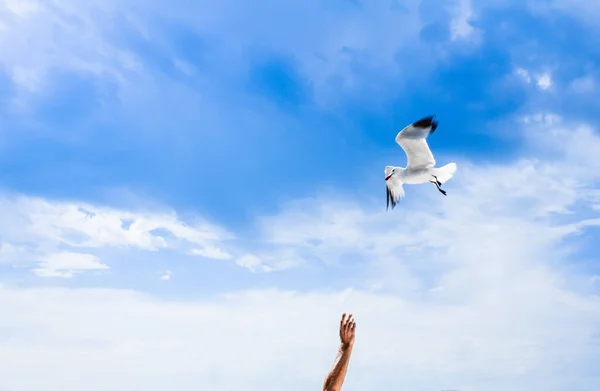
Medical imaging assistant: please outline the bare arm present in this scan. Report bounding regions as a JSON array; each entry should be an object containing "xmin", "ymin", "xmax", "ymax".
[{"xmin": 322, "ymin": 313, "xmax": 356, "ymax": 391}]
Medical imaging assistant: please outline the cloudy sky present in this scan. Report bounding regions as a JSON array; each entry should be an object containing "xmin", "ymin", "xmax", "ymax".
[{"xmin": 1, "ymin": 0, "xmax": 600, "ymax": 390}]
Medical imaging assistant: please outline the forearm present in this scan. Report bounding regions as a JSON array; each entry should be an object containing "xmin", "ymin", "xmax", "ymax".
[{"xmin": 322, "ymin": 343, "xmax": 354, "ymax": 391}]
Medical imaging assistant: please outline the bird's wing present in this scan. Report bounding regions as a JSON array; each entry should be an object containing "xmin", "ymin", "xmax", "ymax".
[
  {"xmin": 386, "ymin": 177, "xmax": 405, "ymax": 210},
  {"xmin": 395, "ymin": 116, "xmax": 437, "ymax": 170}
]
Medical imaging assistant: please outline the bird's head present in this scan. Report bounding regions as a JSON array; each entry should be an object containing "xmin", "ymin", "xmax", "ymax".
[{"xmin": 384, "ymin": 166, "xmax": 397, "ymax": 181}]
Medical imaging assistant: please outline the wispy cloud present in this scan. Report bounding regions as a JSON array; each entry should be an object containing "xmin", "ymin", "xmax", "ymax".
[
  {"xmin": 0, "ymin": 196, "xmax": 234, "ymax": 275},
  {"xmin": 32, "ymin": 252, "xmax": 108, "ymax": 278},
  {"xmin": 450, "ymin": 0, "xmax": 477, "ymax": 40},
  {"xmin": 570, "ymin": 75, "xmax": 596, "ymax": 93},
  {"xmin": 0, "ymin": 0, "xmax": 481, "ymax": 114},
  {"xmin": 0, "ymin": 274, "xmax": 598, "ymax": 390}
]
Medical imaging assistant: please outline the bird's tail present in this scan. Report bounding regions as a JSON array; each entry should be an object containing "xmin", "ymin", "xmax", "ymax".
[{"xmin": 433, "ymin": 163, "xmax": 457, "ymax": 184}]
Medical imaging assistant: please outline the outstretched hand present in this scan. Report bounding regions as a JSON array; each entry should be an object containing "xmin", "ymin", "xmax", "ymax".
[{"xmin": 339, "ymin": 313, "xmax": 356, "ymax": 347}]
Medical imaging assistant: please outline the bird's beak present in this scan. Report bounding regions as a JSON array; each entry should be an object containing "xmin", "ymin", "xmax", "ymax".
[{"xmin": 385, "ymin": 174, "xmax": 393, "ymax": 181}]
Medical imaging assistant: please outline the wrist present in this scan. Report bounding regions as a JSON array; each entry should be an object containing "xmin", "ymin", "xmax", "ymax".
[{"xmin": 340, "ymin": 342, "xmax": 354, "ymax": 350}]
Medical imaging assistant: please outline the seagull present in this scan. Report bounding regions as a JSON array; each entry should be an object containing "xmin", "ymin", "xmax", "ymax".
[{"xmin": 385, "ymin": 116, "xmax": 457, "ymax": 209}]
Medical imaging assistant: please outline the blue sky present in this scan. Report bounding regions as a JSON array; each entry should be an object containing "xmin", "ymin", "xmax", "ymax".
[{"xmin": 1, "ymin": 0, "xmax": 600, "ymax": 390}]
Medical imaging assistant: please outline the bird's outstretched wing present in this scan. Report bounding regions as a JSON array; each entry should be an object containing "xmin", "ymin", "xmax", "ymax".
[
  {"xmin": 395, "ymin": 116, "xmax": 438, "ymax": 170},
  {"xmin": 386, "ymin": 176, "xmax": 405, "ymax": 210}
]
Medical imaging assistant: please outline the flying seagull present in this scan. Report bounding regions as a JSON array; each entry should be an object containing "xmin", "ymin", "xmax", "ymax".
[{"xmin": 385, "ymin": 116, "xmax": 457, "ymax": 209}]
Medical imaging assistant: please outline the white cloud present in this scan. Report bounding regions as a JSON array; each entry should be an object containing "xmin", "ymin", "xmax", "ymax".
[
  {"xmin": 32, "ymin": 252, "xmax": 108, "ymax": 278},
  {"xmin": 515, "ymin": 67, "xmax": 531, "ymax": 83},
  {"xmin": 536, "ymin": 72, "xmax": 552, "ymax": 90},
  {"xmin": 0, "ymin": 196, "xmax": 232, "ymax": 251},
  {"xmin": 0, "ymin": 283, "xmax": 597, "ymax": 391},
  {"xmin": 159, "ymin": 270, "xmax": 171, "ymax": 281},
  {"xmin": 0, "ymin": 0, "xmax": 141, "ymax": 112},
  {"xmin": 520, "ymin": 112, "xmax": 561, "ymax": 126},
  {"xmin": 235, "ymin": 250, "xmax": 303, "ymax": 273},
  {"xmin": 235, "ymin": 253, "xmax": 264, "ymax": 271},
  {"xmin": 450, "ymin": 0, "xmax": 477, "ymax": 40},
  {"xmin": 0, "ymin": 0, "xmax": 482, "ymax": 111},
  {"xmin": 189, "ymin": 247, "xmax": 232, "ymax": 260},
  {"xmin": 515, "ymin": 69, "xmax": 553, "ymax": 90},
  {"xmin": 0, "ymin": 196, "xmax": 234, "ymax": 276}
]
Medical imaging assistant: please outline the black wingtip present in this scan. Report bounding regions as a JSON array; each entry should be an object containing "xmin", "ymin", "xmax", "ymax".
[
  {"xmin": 386, "ymin": 185, "xmax": 390, "ymax": 210},
  {"xmin": 412, "ymin": 115, "xmax": 436, "ymax": 129},
  {"xmin": 386, "ymin": 186, "xmax": 396, "ymax": 210}
]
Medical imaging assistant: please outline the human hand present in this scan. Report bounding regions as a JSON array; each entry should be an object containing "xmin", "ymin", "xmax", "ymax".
[{"xmin": 339, "ymin": 313, "xmax": 355, "ymax": 347}]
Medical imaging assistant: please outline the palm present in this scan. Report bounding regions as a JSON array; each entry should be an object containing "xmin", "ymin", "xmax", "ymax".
[{"xmin": 339, "ymin": 313, "xmax": 356, "ymax": 346}]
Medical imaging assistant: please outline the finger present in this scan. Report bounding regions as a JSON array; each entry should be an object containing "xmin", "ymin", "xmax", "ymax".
[{"xmin": 343, "ymin": 314, "xmax": 353, "ymax": 337}]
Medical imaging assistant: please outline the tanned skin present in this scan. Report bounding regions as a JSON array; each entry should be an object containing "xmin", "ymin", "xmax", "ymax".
[{"xmin": 322, "ymin": 313, "xmax": 356, "ymax": 391}]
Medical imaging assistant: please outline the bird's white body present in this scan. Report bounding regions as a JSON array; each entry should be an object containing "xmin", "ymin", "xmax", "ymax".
[
  {"xmin": 385, "ymin": 165, "xmax": 457, "ymax": 185},
  {"xmin": 385, "ymin": 116, "xmax": 457, "ymax": 209}
]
